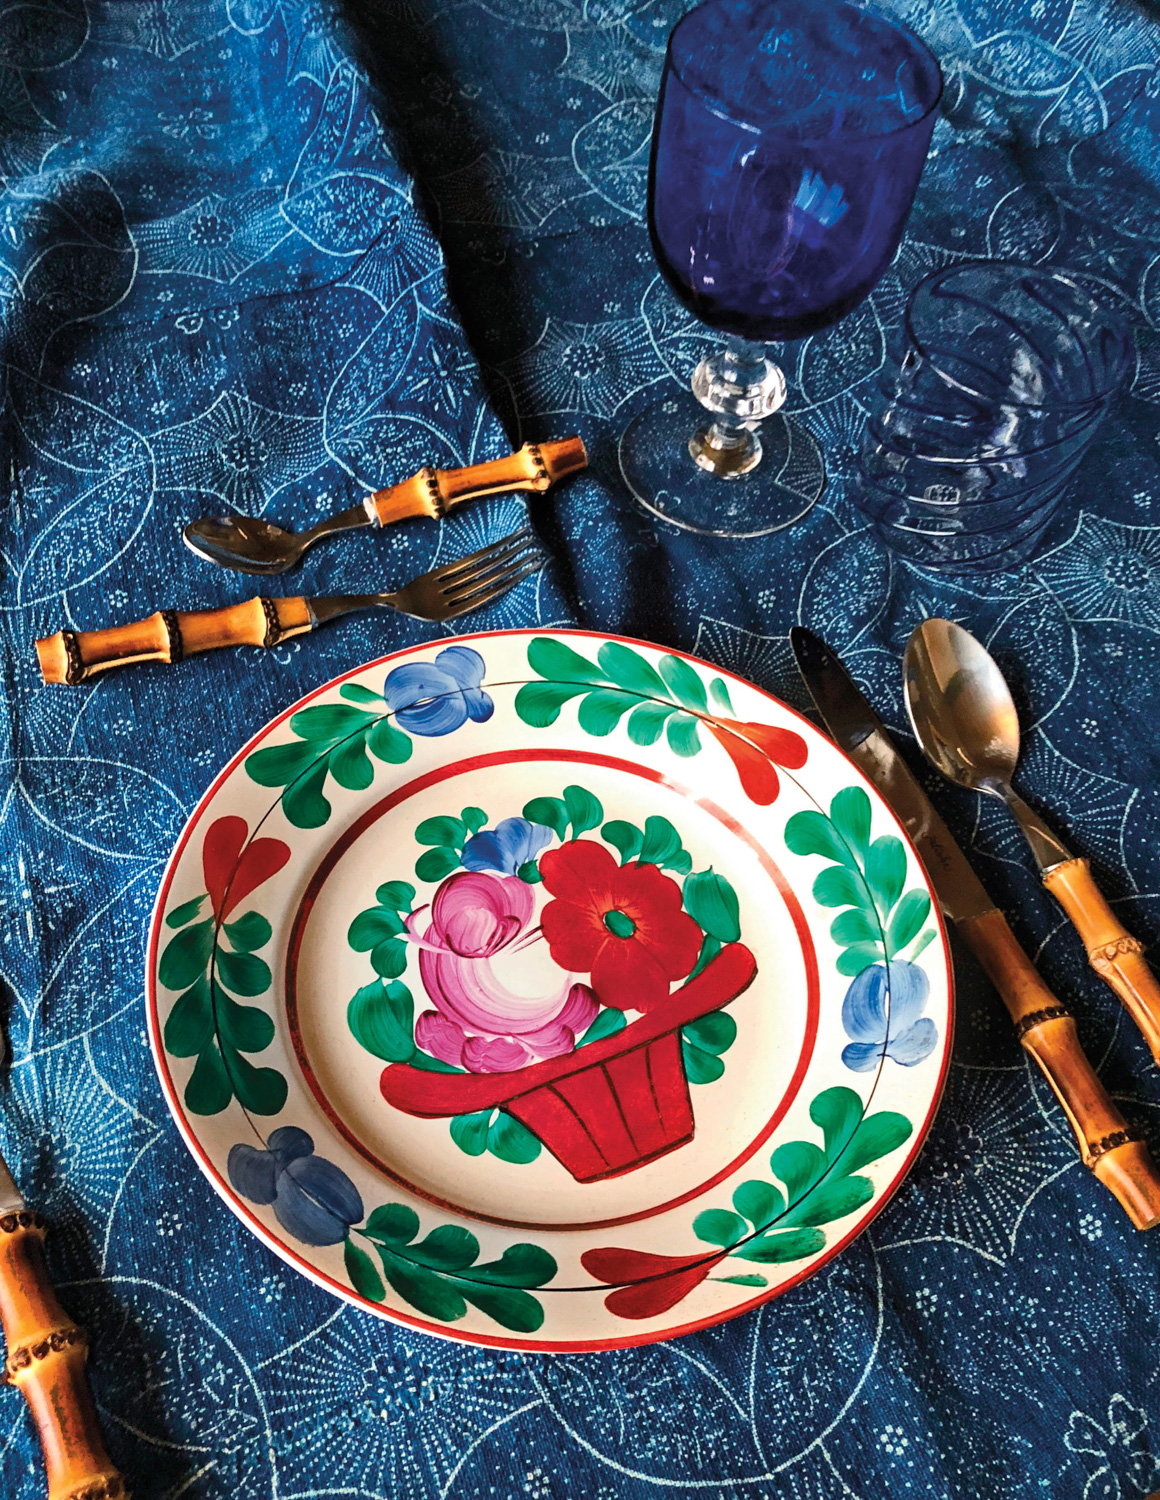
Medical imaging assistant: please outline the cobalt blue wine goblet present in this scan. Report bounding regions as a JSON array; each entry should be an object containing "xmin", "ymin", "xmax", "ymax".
[{"xmin": 620, "ymin": 0, "xmax": 942, "ymax": 538}]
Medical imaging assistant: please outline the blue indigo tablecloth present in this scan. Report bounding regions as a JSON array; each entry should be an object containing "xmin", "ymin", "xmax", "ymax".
[{"xmin": 3, "ymin": 1, "xmax": 1160, "ymax": 1495}]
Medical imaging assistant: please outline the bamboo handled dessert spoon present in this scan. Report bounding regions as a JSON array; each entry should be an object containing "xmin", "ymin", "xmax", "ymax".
[{"xmin": 904, "ymin": 617, "xmax": 1160, "ymax": 1065}]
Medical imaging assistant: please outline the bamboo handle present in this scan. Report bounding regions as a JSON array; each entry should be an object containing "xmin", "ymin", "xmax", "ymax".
[
  {"xmin": 958, "ymin": 907, "xmax": 1160, "ymax": 1229},
  {"xmin": 0, "ymin": 1210, "xmax": 126, "ymax": 1499},
  {"xmin": 366, "ymin": 437, "xmax": 587, "ymax": 527},
  {"xmin": 1043, "ymin": 858, "xmax": 1160, "ymax": 1066},
  {"xmin": 36, "ymin": 596, "xmax": 313, "ymax": 684}
]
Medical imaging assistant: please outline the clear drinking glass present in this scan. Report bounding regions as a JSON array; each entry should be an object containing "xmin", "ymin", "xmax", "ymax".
[
  {"xmin": 857, "ymin": 262, "xmax": 1134, "ymax": 571},
  {"xmin": 619, "ymin": 0, "xmax": 942, "ymax": 538}
]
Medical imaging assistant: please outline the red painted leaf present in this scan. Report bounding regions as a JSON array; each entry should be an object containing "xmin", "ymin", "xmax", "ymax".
[
  {"xmin": 714, "ymin": 717, "xmax": 809, "ymax": 769},
  {"xmin": 581, "ymin": 1246, "xmax": 724, "ymax": 1320},
  {"xmin": 202, "ymin": 816, "xmax": 291, "ymax": 921},
  {"xmin": 706, "ymin": 724, "xmax": 780, "ymax": 805}
]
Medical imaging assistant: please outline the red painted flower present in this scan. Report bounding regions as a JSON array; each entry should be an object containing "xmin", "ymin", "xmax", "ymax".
[{"xmin": 538, "ymin": 840, "xmax": 702, "ymax": 1013}]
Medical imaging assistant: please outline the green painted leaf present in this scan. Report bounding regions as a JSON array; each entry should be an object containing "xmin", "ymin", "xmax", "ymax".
[
  {"xmin": 784, "ymin": 811, "xmax": 856, "ymax": 867},
  {"xmin": 517, "ymin": 861, "xmax": 542, "ymax": 884},
  {"xmin": 415, "ymin": 846, "xmax": 461, "ymax": 883},
  {"xmin": 627, "ymin": 701, "xmax": 675, "ymax": 746},
  {"xmin": 216, "ymin": 991, "xmax": 275, "ymax": 1054},
  {"xmin": 687, "ymin": 933, "xmax": 721, "ymax": 981},
  {"xmin": 290, "ymin": 703, "xmax": 376, "ymax": 741},
  {"xmin": 781, "ymin": 1176, "xmax": 874, "ymax": 1228},
  {"xmin": 601, "ymin": 820, "xmax": 642, "ymax": 864},
  {"xmin": 577, "ymin": 1008, "xmax": 627, "ymax": 1046},
  {"xmin": 709, "ymin": 677, "xmax": 734, "ymax": 714},
  {"xmin": 577, "ymin": 688, "xmax": 639, "ymax": 736},
  {"xmin": 365, "ymin": 1203, "xmax": 419, "ymax": 1245},
  {"xmin": 830, "ymin": 787, "xmax": 872, "ymax": 862},
  {"xmin": 215, "ymin": 948, "xmax": 272, "ymax": 998},
  {"xmin": 224, "ymin": 1047, "xmax": 287, "ymax": 1115},
  {"xmin": 370, "ymin": 939, "xmax": 409, "ymax": 979},
  {"xmin": 348, "ymin": 980, "xmax": 415, "ymax": 1062},
  {"xmin": 523, "ymin": 796, "xmax": 568, "ymax": 840},
  {"xmin": 449, "ymin": 1111, "xmax": 491, "ymax": 1156},
  {"xmin": 348, "ymin": 907, "xmax": 406, "ymax": 951},
  {"xmin": 809, "ymin": 1086, "xmax": 863, "ymax": 1162},
  {"xmin": 563, "ymin": 784, "xmax": 603, "ymax": 837},
  {"xmin": 166, "ymin": 896, "xmax": 206, "ymax": 929},
  {"xmin": 472, "ymin": 1242, "xmax": 557, "ymax": 1287},
  {"xmin": 732, "ymin": 1179, "xmax": 784, "ymax": 1230},
  {"xmin": 375, "ymin": 880, "xmax": 415, "ymax": 912},
  {"xmin": 683, "ymin": 869, "xmax": 741, "ymax": 942},
  {"xmin": 378, "ymin": 1252, "xmax": 467, "ymax": 1322},
  {"xmin": 683, "ymin": 1011, "xmax": 737, "ymax": 1055},
  {"xmin": 813, "ymin": 866, "xmax": 870, "ymax": 910},
  {"xmin": 866, "ymin": 835, "xmax": 906, "ymax": 914},
  {"xmin": 462, "ymin": 806, "xmax": 488, "ymax": 835},
  {"xmin": 460, "ymin": 1284, "xmax": 544, "ymax": 1333},
  {"xmin": 223, "ymin": 911, "xmax": 272, "ymax": 953},
  {"xmin": 340, "ymin": 683, "xmax": 383, "ymax": 706},
  {"xmin": 665, "ymin": 849, "xmax": 693, "ymax": 875},
  {"xmin": 638, "ymin": 816, "xmax": 682, "ymax": 867},
  {"xmin": 836, "ymin": 943, "xmax": 885, "ymax": 977},
  {"xmin": 693, "ymin": 1208, "xmax": 748, "ymax": 1246},
  {"xmin": 159, "ymin": 919, "xmax": 214, "ymax": 990},
  {"xmin": 409, "ymin": 1225, "xmax": 479, "ymax": 1271},
  {"xmin": 659, "ymin": 655, "xmax": 709, "ymax": 712},
  {"xmin": 344, "ymin": 1237, "xmax": 386, "ymax": 1301},
  {"xmin": 836, "ymin": 1112, "xmax": 913, "ymax": 1178},
  {"xmin": 330, "ymin": 735, "xmax": 375, "ymax": 792},
  {"xmin": 163, "ymin": 977, "xmax": 212, "ymax": 1058},
  {"xmin": 717, "ymin": 1274, "xmax": 768, "ymax": 1287},
  {"xmin": 415, "ymin": 815, "xmax": 467, "ymax": 848},
  {"xmin": 281, "ymin": 758, "xmax": 331, "ymax": 829},
  {"xmin": 887, "ymin": 890, "xmax": 931, "ymax": 953},
  {"xmin": 770, "ymin": 1140, "xmax": 828, "ymax": 1201},
  {"xmin": 597, "ymin": 641, "xmax": 668, "ymax": 697},
  {"xmin": 683, "ymin": 1040, "xmax": 725, "ymax": 1084},
  {"xmin": 245, "ymin": 739, "xmax": 318, "ymax": 788},
  {"xmin": 367, "ymin": 718, "xmax": 412, "ymax": 764},
  {"xmin": 830, "ymin": 908, "xmax": 880, "ymax": 947},
  {"xmin": 513, "ymin": 680, "xmax": 587, "ymax": 727},
  {"xmin": 488, "ymin": 1111, "xmax": 542, "ymax": 1164},
  {"xmin": 731, "ymin": 1227, "xmax": 825, "ymax": 1263},
  {"xmin": 184, "ymin": 1043, "xmax": 232, "ymax": 1115},
  {"xmin": 666, "ymin": 713, "xmax": 701, "ymax": 758},
  {"xmin": 527, "ymin": 637, "xmax": 609, "ymax": 685}
]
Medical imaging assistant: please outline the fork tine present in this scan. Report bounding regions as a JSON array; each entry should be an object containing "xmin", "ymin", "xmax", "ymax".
[
  {"xmin": 441, "ymin": 544, "xmax": 542, "ymax": 604},
  {"xmin": 442, "ymin": 554, "xmax": 546, "ymax": 614},
  {"xmin": 433, "ymin": 527, "xmax": 536, "ymax": 587}
]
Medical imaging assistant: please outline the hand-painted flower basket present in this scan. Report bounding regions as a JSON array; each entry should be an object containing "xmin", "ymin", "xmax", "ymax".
[{"xmin": 380, "ymin": 944, "xmax": 757, "ymax": 1182}]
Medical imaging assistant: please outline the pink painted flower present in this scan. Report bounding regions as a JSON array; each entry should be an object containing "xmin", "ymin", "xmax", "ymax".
[{"xmin": 409, "ymin": 871, "xmax": 597, "ymax": 1074}]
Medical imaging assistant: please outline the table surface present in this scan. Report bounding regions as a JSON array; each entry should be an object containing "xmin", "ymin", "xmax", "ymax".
[{"xmin": 3, "ymin": 1, "xmax": 1160, "ymax": 1496}]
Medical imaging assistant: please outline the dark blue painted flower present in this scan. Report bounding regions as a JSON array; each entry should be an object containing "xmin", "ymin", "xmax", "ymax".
[
  {"xmin": 461, "ymin": 816, "xmax": 553, "ymax": 876},
  {"xmin": 841, "ymin": 960, "xmax": 938, "ymax": 1073},
  {"xmin": 383, "ymin": 645, "xmax": 493, "ymax": 736},
  {"xmin": 227, "ymin": 1126, "xmax": 363, "ymax": 1246}
]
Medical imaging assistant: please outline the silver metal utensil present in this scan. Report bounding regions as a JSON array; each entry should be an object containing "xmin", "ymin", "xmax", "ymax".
[
  {"xmin": 37, "ymin": 528, "xmax": 546, "ymax": 684},
  {"xmin": 903, "ymin": 616, "xmax": 1160, "ymax": 1064},
  {"xmin": 183, "ymin": 438, "xmax": 587, "ymax": 575}
]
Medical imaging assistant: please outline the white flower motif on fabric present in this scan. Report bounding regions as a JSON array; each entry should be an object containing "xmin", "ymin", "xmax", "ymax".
[
  {"xmin": 1036, "ymin": 515, "xmax": 1160, "ymax": 632},
  {"xmin": 1065, "ymin": 1395, "xmax": 1160, "ymax": 1499}
]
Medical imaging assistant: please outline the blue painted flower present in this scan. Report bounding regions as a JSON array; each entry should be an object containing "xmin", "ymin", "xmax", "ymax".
[
  {"xmin": 461, "ymin": 816, "xmax": 553, "ymax": 876},
  {"xmin": 227, "ymin": 1126, "xmax": 363, "ymax": 1246},
  {"xmin": 841, "ymin": 960, "xmax": 938, "ymax": 1073},
  {"xmin": 383, "ymin": 645, "xmax": 493, "ymax": 736}
]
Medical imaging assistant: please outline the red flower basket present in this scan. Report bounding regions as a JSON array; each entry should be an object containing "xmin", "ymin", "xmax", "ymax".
[{"xmin": 379, "ymin": 943, "xmax": 757, "ymax": 1182}]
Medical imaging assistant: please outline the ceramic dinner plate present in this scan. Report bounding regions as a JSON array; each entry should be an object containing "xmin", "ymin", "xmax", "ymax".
[{"xmin": 147, "ymin": 629, "xmax": 952, "ymax": 1351}]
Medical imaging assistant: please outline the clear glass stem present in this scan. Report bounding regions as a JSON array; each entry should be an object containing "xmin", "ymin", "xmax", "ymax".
[{"xmin": 689, "ymin": 338, "xmax": 788, "ymax": 480}]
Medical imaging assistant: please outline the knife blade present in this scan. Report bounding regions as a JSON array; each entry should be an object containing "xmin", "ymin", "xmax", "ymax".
[{"xmin": 790, "ymin": 625, "xmax": 1160, "ymax": 1231}]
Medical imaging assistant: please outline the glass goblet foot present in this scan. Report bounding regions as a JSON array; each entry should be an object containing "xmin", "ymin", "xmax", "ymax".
[{"xmin": 618, "ymin": 342, "xmax": 825, "ymax": 538}]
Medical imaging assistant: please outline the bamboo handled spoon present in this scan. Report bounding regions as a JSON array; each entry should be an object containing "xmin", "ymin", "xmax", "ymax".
[{"xmin": 904, "ymin": 617, "xmax": 1160, "ymax": 1065}]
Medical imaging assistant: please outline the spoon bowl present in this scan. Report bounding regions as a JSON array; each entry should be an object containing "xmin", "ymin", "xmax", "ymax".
[{"xmin": 183, "ymin": 514, "xmax": 307, "ymax": 574}]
